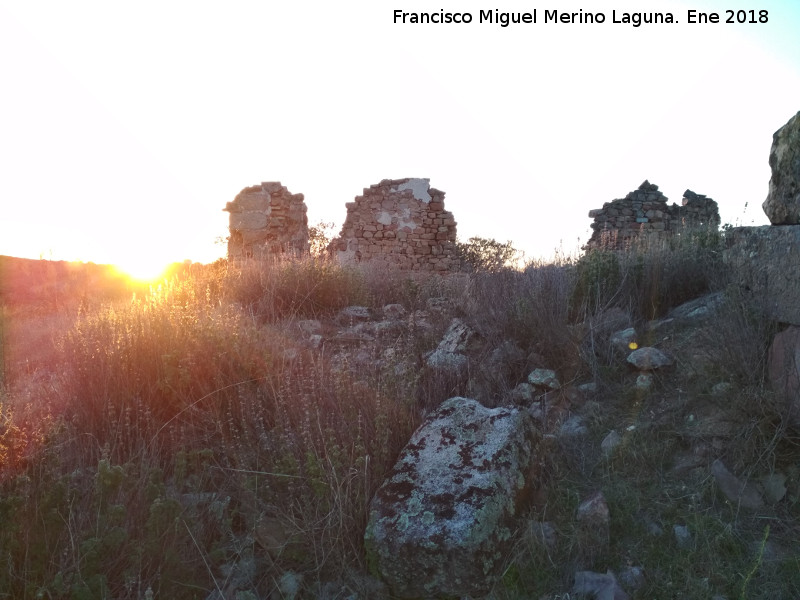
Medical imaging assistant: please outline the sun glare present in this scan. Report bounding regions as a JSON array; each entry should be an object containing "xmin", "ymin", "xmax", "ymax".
[{"xmin": 115, "ymin": 256, "xmax": 171, "ymax": 282}]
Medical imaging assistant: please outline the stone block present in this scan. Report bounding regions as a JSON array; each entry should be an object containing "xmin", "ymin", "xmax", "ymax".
[
  {"xmin": 724, "ymin": 225, "xmax": 800, "ymax": 325},
  {"xmin": 230, "ymin": 211, "xmax": 268, "ymax": 230}
]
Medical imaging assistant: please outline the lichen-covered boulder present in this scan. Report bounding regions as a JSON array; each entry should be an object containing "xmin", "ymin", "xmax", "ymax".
[
  {"xmin": 364, "ymin": 397, "xmax": 539, "ymax": 598},
  {"xmin": 763, "ymin": 110, "xmax": 800, "ymax": 224}
]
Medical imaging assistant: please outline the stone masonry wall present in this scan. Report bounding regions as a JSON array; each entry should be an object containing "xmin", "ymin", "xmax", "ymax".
[
  {"xmin": 328, "ymin": 178, "xmax": 460, "ymax": 271},
  {"xmin": 585, "ymin": 181, "xmax": 720, "ymax": 250},
  {"xmin": 224, "ymin": 182, "xmax": 308, "ymax": 260}
]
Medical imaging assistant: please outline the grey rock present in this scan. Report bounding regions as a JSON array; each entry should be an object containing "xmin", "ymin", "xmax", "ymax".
[
  {"xmin": 364, "ymin": 397, "xmax": 538, "ymax": 598},
  {"xmin": 425, "ymin": 296, "xmax": 453, "ymax": 313},
  {"xmin": 425, "ymin": 349, "xmax": 468, "ymax": 371},
  {"xmin": 767, "ymin": 325, "xmax": 800, "ymax": 427},
  {"xmin": 576, "ymin": 491, "xmax": 610, "ymax": 561},
  {"xmin": 508, "ymin": 382, "xmax": 535, "ymax": 405},
  {"xmin": 627, "ymin": 347, "xmax": 673, "ymax": 370},
  {"xmin": 667, "ymin": 292, "xmax": 724, "ymax": 321},
  {"xmin": 763, "ymin": 110, "xmax": 800, "ymax": 224},
  {"xmin": 724, "ymin": 225, "xmax": 800, "ymax": 326},
  {"xmin": 559, "ymin": 415, "xmax": 588, "ymax": 438},
  {"xmin": 572, "ymin": 570, "xmax": 629, "ymax": 600},
  {"xmin": 610, "ymin": 327, "xmax": 637, "ymax": 352},
  {"xmin": 673, "ymin": 524, "xmax": 692, "ymax": 548},
  {"xmin": 711, "ymin": 382, "xmax": 733, "ymax": 396},
  {"xmin": 635, "ymin": 373, "xmax": 654, "ymax": 391},
  {"xmin": 425, "ymin": 318, "xmax": 476, "ymax": 371},
  {"xmin": 382, "ymin": 303, "xmax": 407, "ymax": 320},
  {"xmin": 577, "ymin": 491, "xmax": 610, "ymax": 527},
  {"xmin": 618, "ymin": 566, "xmax": 645, "ymax": 591},
  {"xmin": 436, "ymin": 318, "xmax": 476, "ymax": 354},
  {"xmin": 528, "ymin": 368, "xmax": 560, "ymax": 390},
  {"xmin": 275, "ymin": 571, "xmax": 302, "ymax": 600},
  {"xmin": 296, "ymin": 319, "xmax": 323, "ymax": 336},
  {"xmin": 760, "ymin": 473, "xmax": 788, "ymax": 504},
  {"xmin": 711, "ymin": 459, "xmax": 765, "ymax": 509},
  {"xmin": 601, "ymin": 430, "xmax": 622, "ymax": 458}
]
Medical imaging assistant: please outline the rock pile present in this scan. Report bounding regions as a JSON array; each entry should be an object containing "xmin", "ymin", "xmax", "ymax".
[
  {"xmin": 224, "ymin": 182, "xmax": 309, "ymax": 260},
  {"xmin": 585, "ymin": 181, "xmax": 720, "ymax": 250},
  {"xmin": 328, "ymin": 178, "xmax": 460, "ymax": 271}
]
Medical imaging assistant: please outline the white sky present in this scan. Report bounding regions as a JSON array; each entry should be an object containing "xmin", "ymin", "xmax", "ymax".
[{"xmin": 1, "ymin": 0, "xmax": 799, "ymax": 272}]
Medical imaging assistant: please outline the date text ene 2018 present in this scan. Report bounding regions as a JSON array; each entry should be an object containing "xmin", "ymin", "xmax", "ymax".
[{"xmin": 688, "ymin": 9, "xmax": 768, "ymax": 23}]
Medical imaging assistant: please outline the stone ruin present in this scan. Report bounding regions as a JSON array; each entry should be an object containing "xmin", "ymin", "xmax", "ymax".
[
  {"xmin": 223, "ymin": 182, "xmax": 308, "ymax": 260},
  {"xmin": 584, "ymin": 181, "xmax": 720, "ymax": 250},
  {"xmin": 327, "ymin": 178, "xmax": 460, "ymax": 271},
  {"xmin": 224, "ymin": 178, "xmax": 460, "ymax": 271}
]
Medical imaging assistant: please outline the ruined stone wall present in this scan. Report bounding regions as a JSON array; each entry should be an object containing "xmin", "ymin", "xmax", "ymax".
[
  {"xmin": 224, "ymin": 182, "xmax": 308, "ymax": 260},
  {"xmin": 328, "ymin": 178, "xmax": 460, "ymax": 271},
  {"xmin": 585, "ymin": 181, "xmax": 720, "ymax": 250}
]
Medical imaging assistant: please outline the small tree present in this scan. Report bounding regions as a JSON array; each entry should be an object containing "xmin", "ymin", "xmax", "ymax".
[
  {"xmin": 308, "ymin": 221, "xmax": 337, "ymax": 258},
  {"xmin": 455, "ymin": 237, "xmax": 523, "ymax": 272}
]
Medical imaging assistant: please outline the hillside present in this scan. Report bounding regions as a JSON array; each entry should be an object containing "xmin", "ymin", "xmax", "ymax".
[{"xmin": 0, "ymin": 232, "xmax": 798, "ymax": 599}]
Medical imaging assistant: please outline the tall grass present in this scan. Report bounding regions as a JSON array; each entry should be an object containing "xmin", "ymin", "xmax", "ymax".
[{"xmin": 0, "ymin": 258, "xmax": 420, "ymax": 599}]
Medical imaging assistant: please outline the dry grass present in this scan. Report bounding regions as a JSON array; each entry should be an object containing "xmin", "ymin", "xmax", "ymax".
[
  {"xmin": 0, "ymin": 257, "xmax": 423, "ymax": 598},
  {"xmin": 0, "ymin": 234, "xmax": 798, "ymax": 599}
]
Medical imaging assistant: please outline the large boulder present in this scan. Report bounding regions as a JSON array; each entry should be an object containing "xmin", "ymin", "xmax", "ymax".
[
  {"xmin": 767, "ymin": 325, "xmax": 800, "ymax": 427},
  {"xmin": 763, "ymin": 110, "xmax": 800, "ymax": 224},
  {"xmin": 364, "ymin": 397, "xmax": 539, "ymax": 598},
  {"xmin": 724, "ymin": 225, "xmax": 800, "ymax": 326}
]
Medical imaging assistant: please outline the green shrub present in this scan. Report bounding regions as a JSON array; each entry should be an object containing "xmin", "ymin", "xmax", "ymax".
[{"xmin": 572, "ymin": 228, "xmax": 725, "ymax": 323}]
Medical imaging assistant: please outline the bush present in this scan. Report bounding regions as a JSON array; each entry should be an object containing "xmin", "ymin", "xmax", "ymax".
[
  {"xmin": 462, "ymin": 256, "xmax": 579, "ymax": 383},
  {"xmin": 227, "ymin": 257, "xmax": 368, "ymax": 322},
  {"xmin": 571, "ymin": 228, "xmax": 725, "ymax": 323},
  {"xmin": 455, "ymin": 237, "xmax": 523, "ymax": 272}
]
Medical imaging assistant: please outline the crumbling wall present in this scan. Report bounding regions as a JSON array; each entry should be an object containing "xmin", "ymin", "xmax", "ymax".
[
  {"xmin": 585, "ymin": 181, "xmax": 720, "ymax": 250},
  {"xmin": 224, "ymin": 182, "xmax": 308, "ymax": 260},
  {"xmin": 328, "ymin": 178, "xmax": 460, "ymax": 271}
]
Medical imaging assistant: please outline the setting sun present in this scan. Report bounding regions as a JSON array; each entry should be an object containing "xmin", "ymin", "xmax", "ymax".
[{"xmin": 114, "ymin": 256, "xmax": 172, "ymax": 282}]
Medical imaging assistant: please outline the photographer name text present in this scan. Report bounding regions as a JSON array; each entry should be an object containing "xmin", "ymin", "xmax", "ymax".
[{"xmin": 392, "ymin": 8, "xmax": 770, "ymax": 27}]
